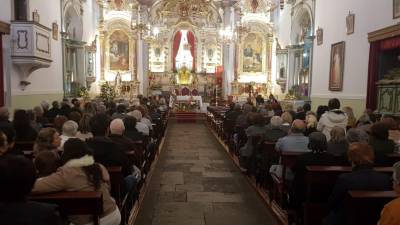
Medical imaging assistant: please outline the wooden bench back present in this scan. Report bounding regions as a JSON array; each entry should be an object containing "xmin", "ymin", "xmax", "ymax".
[
  {"xmin": 106, "ymin": 166, "xmax": 124, "ymax": 208},
  {"xmin": 344, "ymin": 191, "xmax": 398, "ymax": 225},
  {"xmin": 29, "ymin": 191, "xmax": 103, "ymax": 225}
]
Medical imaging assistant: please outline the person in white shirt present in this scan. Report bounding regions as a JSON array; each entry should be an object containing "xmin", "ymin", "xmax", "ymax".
[
  {"xmin": 127, "ymin": 110, "xmax": 149, "ymax": 136},
  {"xmin": 317, "ymin": 98, "xmax": 348, "ymax": 141},
  {"xmin": 60, "ymin": 120, "xmax": 78, "ymax": 148}
]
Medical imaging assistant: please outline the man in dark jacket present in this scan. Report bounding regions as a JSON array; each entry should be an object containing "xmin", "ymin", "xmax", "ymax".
[
  {"xmin": 225, "ymin": 104, "xmax": 242, "ymax": 122},
  {"xmin": 324, "ymin": 142, "xmax": 392, "ymax": 225},
  {"xmin": 86, "ymin": 113, "xmax": 132, "ymax": 176},
  {"xmin": 265, "ymin": 116, "xmax": 287, "ymax": 142},
  {"xmin": 109, "ymin": 118, "xmax": 139, "ymax": 153},
  {"xmin": 0, "ymin": 155, "xmax": 62, "ymax": 225},
  {"xmin": 45, "ymin": 101, "xmax": 61, "ymax": 123}
]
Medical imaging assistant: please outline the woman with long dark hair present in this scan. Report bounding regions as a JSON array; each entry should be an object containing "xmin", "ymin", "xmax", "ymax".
[{"xmin": 32, "ymin": 138, "xmax": 120, "ymax": 225}]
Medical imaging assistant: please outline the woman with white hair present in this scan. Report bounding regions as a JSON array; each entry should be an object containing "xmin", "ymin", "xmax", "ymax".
[
  {"xmin": 265, "ymin": 116, "xmax": 287, "ymax": 142},
  {"xmin": 127, "ymin": 110, "xmax": 149, "ymax": 136},
  {"xmin": 378, "ymin": 161, "xmax": 400, "ymax": 225},
  {"xmin": 60, "ymin": 120, "xmax": 78, "ymax": 148}
]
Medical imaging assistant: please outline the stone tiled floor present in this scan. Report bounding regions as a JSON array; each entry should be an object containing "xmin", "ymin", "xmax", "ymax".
[{"xmin": 134, "ymin": 122, "xmax": 278, "ymax": 225}]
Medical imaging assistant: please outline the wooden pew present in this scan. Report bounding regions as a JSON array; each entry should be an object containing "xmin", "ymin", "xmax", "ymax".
[
  {"xmin": 259, "ymin": 141, "xmax": 277, "ymax": 190},
  {"xmin": 344, "ymin": 191, "xmax": 398, "ymax": 225},
  {"xmin": 106, "ymin": 166, "xmax": 124, "ymax": 208},
  {"xmin": 107, "ymin": 166, "xmax": 133, "ymax": 225},
  {"xmin": 270, "ymin": 151, "xmax": 303, "ymax": 206},
  {"xmin": 386, "ymin": 153, "xmax": 400, "ymax": 165},
  {"xmin": 303, "ymin": 166, "xmax": 393, "ymax": 225},
  {"xmin": 29, "ymin": 191, "xmax": 103, "ymax": 225}
]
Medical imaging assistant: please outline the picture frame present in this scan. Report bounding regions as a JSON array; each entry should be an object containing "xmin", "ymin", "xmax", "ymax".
[
  {"xmin": 346, "ymin": 12, "xmax": 355, "ymax": 35},
  {"xmin": 394, "ymin": 0, "xmax": 400, "ymax": 19},
  {"xmin": 316, "ymin": 27, "xmax": 323, "ymax": 45},
  {"xmin": 329, "ymin": 41, "xmax": 345, "ymax": 91},
  {"xmin": 52, "ymin": 22, "xmax": 58, "ymax": 40},
  {"xmin": 32, "ymin": 10, "xmax": 40, "ymax": 23}
]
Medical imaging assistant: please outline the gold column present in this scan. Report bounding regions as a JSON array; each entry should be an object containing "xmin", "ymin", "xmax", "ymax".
[
  {"xmin": 97, "ymin": 1, "xmax": 105, "ymax": 81},
  {"xmin": 266, "ymin": 34, "xmax": 274, "ymax": 82},
  {"xmin": 99, "ymin": 31, "xmax": 106, "ymax": 81}
]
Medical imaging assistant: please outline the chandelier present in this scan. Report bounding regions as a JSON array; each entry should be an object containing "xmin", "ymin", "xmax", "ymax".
[
  {"xmin": 130, "ymin": 4, "xmax": 149, "ymax": 40},
  {"xmin": 131, "ymin": 23, "xmax": 149, "ymax": 40}
]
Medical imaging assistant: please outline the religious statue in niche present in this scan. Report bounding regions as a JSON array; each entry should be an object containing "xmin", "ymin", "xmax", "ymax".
[
  {"xmin": 243, "ymin": 33, "xmax": 263, "ymax": 73},
  {"xmin": 154, "ymin": 47, "xmax": 161, "ymax": 58},
  {"xmin": 298, "ymin": 15, "xmax": 311, "ymax": 43},
  {"xmin": 114, "ymin": 72, "xmax": 122, "ymax": 96},
  {"xmin": 207, "ymin": 49, "xmax": 214, "ymax": 61},
  {"xmin": 109, "ymin": 30, "xmax": 129, "ymax": 71}
]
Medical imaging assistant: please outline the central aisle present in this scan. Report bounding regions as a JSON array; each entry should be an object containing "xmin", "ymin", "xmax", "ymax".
[{"xmin": 134, "ymin": 122, "xmax": 278, "ymax": 225}]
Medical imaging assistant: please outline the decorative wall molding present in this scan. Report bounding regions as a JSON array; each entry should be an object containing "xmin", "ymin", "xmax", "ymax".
[
  {"xmin": 0, "ymin": 21, "xmax": 10, "ymax": 34},
  {"xmin": 11, "ymin": 21, "xmax": 52, "ymax": 90},
  {"xmin": 368, "ymin": 23, "xmax": 400, "ymax": 43},
  {"xmin": 311, "ymin": 93, "xmax": 366, "ymax": 100}
]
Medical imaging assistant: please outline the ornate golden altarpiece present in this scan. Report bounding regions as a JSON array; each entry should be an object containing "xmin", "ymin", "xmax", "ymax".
[{"xmin": 97, "ymin": 0, "xmax": 139, "ymax": 100}]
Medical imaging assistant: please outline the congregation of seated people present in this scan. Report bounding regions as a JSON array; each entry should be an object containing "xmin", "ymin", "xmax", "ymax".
[
  {"xmin": 0, "ymin": 95, "xmax": 169, "ymax": 225},
  {"xmin": 212, "ymin": 96, "xmax": 400, "ymax": 225}
]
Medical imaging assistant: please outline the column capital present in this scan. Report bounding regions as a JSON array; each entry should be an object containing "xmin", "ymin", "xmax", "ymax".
[{"xmin": 221, "ymin": 0, "xmax": 237, "ymax": 9}]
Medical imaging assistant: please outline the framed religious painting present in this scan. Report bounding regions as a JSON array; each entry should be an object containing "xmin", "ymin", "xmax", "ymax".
[
  {"xmin": 394, "ymin": 0, "xmax": 400, "ymax": 19},
  {"xmin": 316, "ymin": 27, "xmax": 323, "ymax": 45},
  {"xmin": 242, "ymin": 33, "xmax": 263, "ymax": 73},
  {"xmin": 346, "ymin": 13, "xmax": 355, "ymax": 35},
  {"xmin": 329, "ymin": 42, "xmax": 345, "ymax": 91},
  {"xmin": 109, "ymin": 30, "xmax": 129, "ymax": 71},
  {"xmin": 52, "ymin": 22, "xmax": 58, "ymax": 40}
]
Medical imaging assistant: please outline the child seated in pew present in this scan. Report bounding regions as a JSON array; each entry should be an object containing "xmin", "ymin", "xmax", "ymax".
[
  {"xmin": 378, "ymin": 161, "xmax": 400, "ymax": 225},
  {"xmin": 32, "ymin": 138, "xmax": 121, "ymax": 225},
  {"xmin": 0, "ymin": 155, "xmax": 63, "ymax": 225},
  {"xmin": 324, "ymin": 142, "xmax": 392, "ymax": 225}
]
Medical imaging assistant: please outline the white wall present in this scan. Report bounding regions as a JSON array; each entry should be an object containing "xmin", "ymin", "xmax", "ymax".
[
  {"xmin": 10, "ymin": 0, "xmax": 64, "ymax": 97},
  {"xmin": 0, "ymin": 0, "xmax": 99, "ymax": 108},
  {"xmin": 276, "ymin": 3, "xmax": 292, "ymax": 47},
  {"xmin": 311, "ymin": 0, "xmax": 399, "ymax": 100}
]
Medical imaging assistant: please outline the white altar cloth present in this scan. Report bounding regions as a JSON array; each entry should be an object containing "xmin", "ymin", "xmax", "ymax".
[{"xmin": 169, "ymin": 95, "xmax": 203, "ymax": 108}]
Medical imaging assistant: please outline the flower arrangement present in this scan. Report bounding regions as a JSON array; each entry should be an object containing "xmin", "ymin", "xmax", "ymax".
[
  {"xmin": 77, "ymin": 86, "xmax": 89, "ymax": 98},
  {"xmin": 99, "ymin": 82, "xmax": 116, "ymax": 102}
]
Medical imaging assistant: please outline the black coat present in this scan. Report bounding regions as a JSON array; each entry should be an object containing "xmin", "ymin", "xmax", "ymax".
[
  {"xmin": 369, "ymin": 137, "xmax": 395, "ymax": 166},
  {"xmin": 324, "ymin": 165, "xmax": 391, "ymax": 225},
  {"xmin": 125, "ymin": 129, "xmax": 145, "ymax": 142},
  {"xmin": 0, "ymin": 201, "xmax": 62, "ymax": 225},
  {"xmin": 44, "ymin": 108, "xmax": 60, "ymax": 123},
  {"xmin": 328, "ymin": 165, "xmax": 392, "ymax": 210},
  {"xmin": 109, "ymin": 134, "xmax": 137, "ymax": 153},
  {"xmin": 86, "ymin": 136, "xmax": 132, "ymax": 176},
  {"xmin": 326, "ymin": 141, "xmax": 348, "ymax": 157},
  {"xmin": 264, "ymin": 127, "xmax": 287, "ymax": 142}
]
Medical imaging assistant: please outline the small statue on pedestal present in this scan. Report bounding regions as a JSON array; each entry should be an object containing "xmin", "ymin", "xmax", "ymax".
[{"xmin": 114, "ymin": 72, "xmax": 122, "ymax": 96}]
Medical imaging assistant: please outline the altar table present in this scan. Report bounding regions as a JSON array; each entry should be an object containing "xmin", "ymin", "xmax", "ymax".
[{"xmin": 170, "ymin": 95, "xmax": 203, "ymax": 108}]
